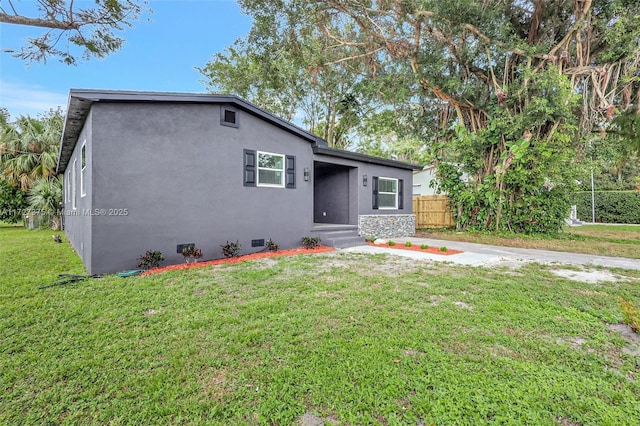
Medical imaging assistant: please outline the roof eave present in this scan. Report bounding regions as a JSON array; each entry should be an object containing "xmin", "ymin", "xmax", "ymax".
[
  {"xmin": 55, "ymin": 89, "xmax": 330, "ymax": 174},
  {"xmin": 312, "ymin": 146, "xmax": 422, "ymax": 170}
]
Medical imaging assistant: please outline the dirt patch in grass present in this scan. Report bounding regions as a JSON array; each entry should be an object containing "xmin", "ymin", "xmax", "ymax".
[
  {"xmin": 141, "ymin": 246, "xmax": 335, "ymax": 276},
  {"xmin": 198, "ymin": 367, "xmax": 232, "ymax": 402},
  {"xmin": 315, "ymin": 252, "xmax": 427, "ymax": 277},
  {"xmin": 607, "ymin": 323, "xmax": 640, "ymax": 356},
  {"xmin": 550, "ymin": 268, "xmax": 620, "ymax": 283},
  {"xmin": 453, "ymin": 301, "xmax": 473, "ymax": 310}
]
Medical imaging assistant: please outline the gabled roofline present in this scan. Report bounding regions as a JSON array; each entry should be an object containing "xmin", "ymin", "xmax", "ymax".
[
  {"xmin": 312, "ymin": 146, "xmax": 422, "ymax": 170},
  {"xmin": 56, "ymin": 89, "xmax": 328, "ymax": 174}
]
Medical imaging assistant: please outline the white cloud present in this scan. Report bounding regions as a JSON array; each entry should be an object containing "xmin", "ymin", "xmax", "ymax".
[{"xmin": 0, "ymin": 80, "xmax": 68, "ymax": 119}]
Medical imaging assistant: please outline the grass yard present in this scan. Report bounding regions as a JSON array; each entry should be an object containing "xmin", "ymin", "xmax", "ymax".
[
  {"xmin": 417, "ymin": 224, "xmax": 640, "ymax": 259},
  {"xmin": 2, "ymin": 224, "xmax": 640, "ymax": 425}
]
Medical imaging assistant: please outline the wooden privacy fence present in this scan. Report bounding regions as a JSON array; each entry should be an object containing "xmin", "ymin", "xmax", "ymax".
[{"xmin": 412, "ymin": 195, "xmax": 454, "ymax": 228}]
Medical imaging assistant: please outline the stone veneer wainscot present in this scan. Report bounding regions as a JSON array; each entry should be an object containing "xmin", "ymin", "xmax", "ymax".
[{"xmin": 358, "ymin": 214, "xmax": 416, "ymax": 238}]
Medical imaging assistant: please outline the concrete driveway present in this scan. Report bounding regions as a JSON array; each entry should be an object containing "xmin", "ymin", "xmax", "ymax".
[{"xmin": 344, "ymin": 237, "xmax": 640, "ymax": 271}]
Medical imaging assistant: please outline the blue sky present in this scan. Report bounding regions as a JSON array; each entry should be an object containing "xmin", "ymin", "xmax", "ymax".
[{"xmin": 0, "ymin": 0, "xmax": 252, "ymax": 119}]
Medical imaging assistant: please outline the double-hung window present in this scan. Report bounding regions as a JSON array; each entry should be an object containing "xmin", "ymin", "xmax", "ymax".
[
  {"xmin": 257, "ymin": 151, "xmax": 285, "ymax": 187},
  {"xmin": 66, "ymin": 171, "xmax": 71, "ymax": 203},
  {"xmin": 243, "ymin": 149, "xmax": 295, "ymax": 188},
  {"xmin": 71, "ymin": 159, "xmax": 77, "ymax": 210},
  {"xmin": 80, "ymin": 142, "xmax": 86, "ymax": 197},
  {"xmin": 372, "ymin": 176, "xmax": 404, "ymax": 210},
  {"xmin": 378, "ymin": 177, "xmax": 398, "ymax": 209}
]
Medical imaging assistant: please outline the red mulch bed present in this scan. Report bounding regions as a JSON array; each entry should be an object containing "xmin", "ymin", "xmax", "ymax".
[
  {"xmin": 367, "ymin": 242, "xmax": 462, "ymax": 256},
  {"xmin": 141, "ymin": 245, "xmax": 335, "ymax": 276}
]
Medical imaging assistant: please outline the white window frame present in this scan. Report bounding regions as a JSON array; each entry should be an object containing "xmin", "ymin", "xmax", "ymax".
[
  {"xmin": 71, "ymin": 159, "xmax": 77, "ymax": 210},
  {"xmin": 65, "ymin": 167, "xmax": 71, "ymax": 203},
  {"xmin": 378, "ymin": 177, "xmax": 398, "ymax": 210},
  {"xmin": 80, "ymin": 141, "xmax": 87, "ymax": 197},
  {"xmin": 257, "ymin": 151, "xmax": 285, "ymax": 188}
]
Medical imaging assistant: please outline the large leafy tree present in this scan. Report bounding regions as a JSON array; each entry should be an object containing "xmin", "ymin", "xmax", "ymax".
[
  {"xmin": 0, "ymin": 109, "xmax": 64, "ymax": 228},
  {"xmin": 0, "ymin": 178, "xmax": 27, "ymax": 224},
  {"xmin": 252, "ymin": 0, "xmax": 640, "ymax": 233},
  {"xmin": 27, "ymin": 176, "xmax": 63, "ymax": 230},
  {"xmin": 0, "ymin": 108, "xmax": 63, "ymax": 190},
  {"xmin": 199, "ymin": 2, "xmax": 386, "ymax": 149},
  {"xmin": 0, "ymin": 0, "xmax": 147, "ymax": 64},
  {"xmin": 584, "ymin": 108, "xmax": 640, "ymax": 190}
]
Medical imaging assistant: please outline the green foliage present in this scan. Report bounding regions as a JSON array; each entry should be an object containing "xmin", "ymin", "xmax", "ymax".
[
  {"xmin": 266, "ymin": 238, "xmax": 279, "ymax": 251},
  {"xmin": 573, "ymin": 191, "xmax": 640, "ymax": 224},
  {"xmin": 620, "ymin": 299, "xmax": 640, "ymax": 333},
  {"xmin": 355, "ymin": 109, "xmax": 432, "ymax": 164},
  {"xmin": 420, "ymin": 244, "xmax": 429, "ymax": 250},
  {"xmin": 221, "ymin": 240, "xmax": 242, "ymax": 258},
  {"xmin": 404, "ymin": 241, "xmax": 412, "ymax": 247},
  {"xmin": 0, "ymin": 179, "xmax": 28, "ymax": 223},
  {"xmin": 435, "ymin": 67, "xmax": 580, "ymax": 234},
  {"xmin": 232, "ymin": 0, "xmax": 639, "ymax": 235},
  {"xmin": 27, "ymin": 177, "xmax": 62, "ymax": 229},
  {"xmin": 136, "ymin": 250, "xmax": 164, "ymax": 270},
  {"xmin": 388, "ymin": 240, "xmax": 395, "ymax": 246},
  {"xmin": 182, "ymin": 246, "xmax": 203, "ymax": 260},
  {"xmin": 1, "ymin": 1, "xmax": 148, "ymax": 64},
  {"xmin": 301, "ymin": 236, "xmax": 321, "ymax": 249},
  {"xmin": 439, "ymin": 246, "xmax": 448, "ymax": 252},
  {"xmin": 1, "ymin": 109, "xmax": 64, "ymax": 190},
  {"xmin": 198, "ymin": 10, "xmax": 380, "ymax": 149}
]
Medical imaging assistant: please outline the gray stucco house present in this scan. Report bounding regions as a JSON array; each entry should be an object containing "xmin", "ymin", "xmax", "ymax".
[{"xmin": 56, "ymin": 89, "xmax": 420, "ymax": 274}]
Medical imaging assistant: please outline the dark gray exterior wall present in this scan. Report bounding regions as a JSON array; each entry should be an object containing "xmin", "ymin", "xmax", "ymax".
[
  {"xmin": 313, "ymin": 163, "xmax": 352, "ymax": 224},
  {"xmin": 86, "ymin": 102, "xmax": 314, "ymax": 274},
  {"xmin": 312, "ymin": 153, "xmax": 414, "ymax": 216},
  {"xmin": 63, "ymin": 112, "xmax": 92, "ymax": 273}
]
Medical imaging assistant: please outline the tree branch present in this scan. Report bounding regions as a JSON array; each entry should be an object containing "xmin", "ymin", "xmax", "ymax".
[{"xmin": 0, "ymin": 13, "xmax": 80, "ymax": 30}]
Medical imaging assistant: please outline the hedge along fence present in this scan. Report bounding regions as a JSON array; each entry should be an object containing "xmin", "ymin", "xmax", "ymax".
[{"xmin": 573, "ymin": 191, "xmax": 640, "ymax": 224}]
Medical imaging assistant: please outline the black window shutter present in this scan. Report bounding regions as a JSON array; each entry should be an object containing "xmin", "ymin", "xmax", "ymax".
[
  {"xmin": 398, "ymin": 179, "xmax": 404, "ymax": 209},
  {"xmin": 372, "ymin": 176, "xmax": 379, "ymax": 209},
  {"xmin": 243, "ymin": 149, "xmax": 256, "ymax": 187},
  {"xmin": 285, "ymin": 155, "xmax": 296, "ymax": 188}
]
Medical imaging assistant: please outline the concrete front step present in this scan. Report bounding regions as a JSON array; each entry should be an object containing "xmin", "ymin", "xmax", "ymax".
[
  {"xmin": 323, "ymin": 235, "xmax": 366, "ymax": 249},
  {"xmin": 310, "ymin": 224, "xmax": 365, "ymax": 249}
]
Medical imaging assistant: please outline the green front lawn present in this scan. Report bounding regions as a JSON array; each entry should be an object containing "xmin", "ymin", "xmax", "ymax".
[{"xmin": 2, "ymin": 224, "xmax": 640, "ymax": 424}]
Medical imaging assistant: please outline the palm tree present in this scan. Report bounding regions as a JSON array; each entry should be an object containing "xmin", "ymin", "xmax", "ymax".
[
  {"xmin": 27, "ymin": 176, "xmax": 62, "ymax": 230},
  {"xmin": 0, "ymin": 109, "xmax": 63, "ymax": 190}
]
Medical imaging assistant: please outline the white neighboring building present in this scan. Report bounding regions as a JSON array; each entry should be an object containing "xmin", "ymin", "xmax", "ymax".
[
  {"xmin": 413, "ymin": 165, "xmax": 440, "ymax": 196},
  {"xmin": 413, "ymin": 164, "xmax": 469, "ymax": 196}
]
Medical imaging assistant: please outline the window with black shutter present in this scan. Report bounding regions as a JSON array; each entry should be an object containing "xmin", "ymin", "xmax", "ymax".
[
  {"xmin": 373, "ymin": 176, "xmax": 400, "ymax": 209},
  {"xmin": 285, "ymin": 155, "xmax": 296, "ymax": 189},
  {"xmin": 243, "ymin": 149, "xmax": 256, "ymax": 186},
  {"xmin": 372, "ymin": 176, "xmax": 379, "ymax": 209},
  {"xmin": 244, "ymin": 150, "xmax": 295, "ymax": 189}
]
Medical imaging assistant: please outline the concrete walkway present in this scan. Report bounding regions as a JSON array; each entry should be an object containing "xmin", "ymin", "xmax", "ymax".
[{"xmin": 343, "ymin": 237, "xmax": 640, "ymax": 271}]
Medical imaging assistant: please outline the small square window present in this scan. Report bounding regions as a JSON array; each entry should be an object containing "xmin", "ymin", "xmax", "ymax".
[
  {"xmin": 221, "ymin": 106, "xmax": 239, "ymax": 128},
  {"xmin": 224, "ymin": 109, "xmax": 236, "ymax": 124}
]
